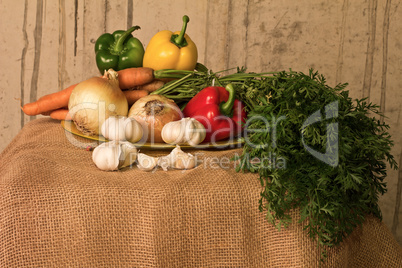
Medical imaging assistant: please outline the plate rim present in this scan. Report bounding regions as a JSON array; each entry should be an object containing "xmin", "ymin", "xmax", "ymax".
[{"xmin": 61, "ymin": 120, "xmax": 243, "ymax": 150}]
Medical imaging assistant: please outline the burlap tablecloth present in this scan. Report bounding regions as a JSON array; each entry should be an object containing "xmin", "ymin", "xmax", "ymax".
[{"xmin": 0, "ymin": 118, "xmax": 401, "ymax": 267}]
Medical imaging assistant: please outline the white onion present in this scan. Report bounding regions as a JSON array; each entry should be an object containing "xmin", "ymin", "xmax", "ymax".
[{"xmin": 68, "ymin": 69, "xmax": 128, "ymax": 136}]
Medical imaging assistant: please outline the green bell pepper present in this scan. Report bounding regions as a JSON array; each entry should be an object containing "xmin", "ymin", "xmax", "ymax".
[{"xmin": 95, "ymin": 26, "xmax": 145, "ymax": 74}]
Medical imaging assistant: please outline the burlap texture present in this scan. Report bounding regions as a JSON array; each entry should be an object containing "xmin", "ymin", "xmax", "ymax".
[{"xmin": 0, "ymin": 118, "xmax": 401, "ymax": 267}]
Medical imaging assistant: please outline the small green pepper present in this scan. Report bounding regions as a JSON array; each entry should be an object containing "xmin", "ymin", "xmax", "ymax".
[{"xmin": 95, "ymin": 26, "xmax": 145, "ymax": 74}]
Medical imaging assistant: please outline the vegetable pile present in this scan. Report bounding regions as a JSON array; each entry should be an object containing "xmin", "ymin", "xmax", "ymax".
[
  {"xmin": 148, "ymin": 67, "xmax": 398, "ymax": 254},
  {"xmin": 20, "ymin": 15, "xmax": 398, "ymax": 261}
]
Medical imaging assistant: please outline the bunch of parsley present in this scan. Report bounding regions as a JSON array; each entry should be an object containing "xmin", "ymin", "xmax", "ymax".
[{"xmin": 235, "ymin": 69, "xmax": 398, "ymax": 259}]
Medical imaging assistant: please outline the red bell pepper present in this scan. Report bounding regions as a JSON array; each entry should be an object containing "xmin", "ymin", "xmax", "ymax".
[{"xmin": 183, "ymin": 83, "xmax": 247, "ymax": 142}]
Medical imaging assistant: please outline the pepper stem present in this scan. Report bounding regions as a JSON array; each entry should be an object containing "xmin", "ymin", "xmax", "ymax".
[
  {"xmin": 114, "ymin": 26, "xmax": 140, "ymax": 53},
  {"xmin": 172, "ymin": 15, "xmax": 190, "ymax": 48},
  {"xmin": 219, "ymin": 84, "xmax": 236, "ymax": 117}
]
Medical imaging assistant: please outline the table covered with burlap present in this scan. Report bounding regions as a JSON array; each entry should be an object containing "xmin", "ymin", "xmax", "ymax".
[{"xmin": 0, "ymin": 118, "xmax": 401, "ymax": 267}]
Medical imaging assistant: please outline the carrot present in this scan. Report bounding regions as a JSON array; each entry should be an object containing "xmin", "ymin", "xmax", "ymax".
[
  {"xmin": 40, "ymin": 111, "xmax": 52, "ymax": 116},
  {"xmin": 131, "ymin": 80, "xmax": 165, "ymax": 93},
  {"xmin": 22, "ymin": 67, "xmax": 154, "ymax": 117},
  {"xmin": 123, "ymin": 89, "xmax": 149, "ymax": 105},
  {"xmin": 22, "ymin": 83, "xmax": 77, "ymax": 116},
  {"xmin": 117, "ymin": 67, "xmax": 154, "ymax": 89},
  {"xmin": 49, "ymin": 108, "xmax": 72, "ymax": 120}
]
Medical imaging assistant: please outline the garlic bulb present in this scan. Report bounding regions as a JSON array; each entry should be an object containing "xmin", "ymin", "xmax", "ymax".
[
  {"xmin": 161, "ymin": 117, "xmax": 206, "ymax": 146},
  {"xmin": 137, "ymin": 153, "xmax": 159, "ymax": 171},
  {"xmin": 101, "ymin": 116, "xmax": 143, "ymax": 143},
  {"xmin": 92, "ymin": 141, "xmax": 137, "ymax": 171},
  {"xmin": 158, "ymin": 145, "xmax": 196, "ymax": 171}
]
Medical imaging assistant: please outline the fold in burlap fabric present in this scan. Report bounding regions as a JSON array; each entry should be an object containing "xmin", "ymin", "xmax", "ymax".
[{"xmin": 1, "ymin": 118, "xmax": 401, "ymax": 267}]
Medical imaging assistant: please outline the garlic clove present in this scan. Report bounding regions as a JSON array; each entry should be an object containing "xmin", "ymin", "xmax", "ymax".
[
  {"xmin": 124, "ymin": 117, "xmax": 144, "ymax": 143},
  {"xmin": 174, "ymin": 150, "xmax": 196, "ymax": 169},
  {"xmin": 157, "ymin": 145, "xmax": 196, "ymax": 170},
  {"xmin": 133, "ymin": 145, "xmax": 196, "ymax": 172},
  {"xmin": 184, "ymin": 118, "xmax": 206, "ymax": 147},
  {"xmin": 137, "ymin": 153, "xmax": 159, "ymax": 171},
  {"xmin": 190, "ymin": 119, "xmax": 206, "ymax": 146},
  {"xmin": 119, "ymin": 141, "xmax": 138, "ymax": 168},
  {"xmin": 157, "ymin": 155, "xmax": 174, "ymax": 171},
  {"xmin": 170, "ymin": 145, "xmax": 196, "ymax": 169}
]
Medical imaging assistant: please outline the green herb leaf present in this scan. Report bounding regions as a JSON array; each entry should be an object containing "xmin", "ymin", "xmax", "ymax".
[{"xmin": 236, "ymin": 69, "xmax": 398, "ymax": 260}]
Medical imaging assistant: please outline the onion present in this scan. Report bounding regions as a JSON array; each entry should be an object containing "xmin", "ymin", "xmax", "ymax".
[
  {"xmin": 68, "ymin": 69, "xmax": 128, "ymax": 136},
  {"xmin": 128, "ymin": 95, "xmax": 182, "ymax": 143}
]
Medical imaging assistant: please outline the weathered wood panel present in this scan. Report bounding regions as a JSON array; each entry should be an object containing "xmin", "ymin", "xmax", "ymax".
[{"xmin": 0, "ymin": 0, "xmax": 401, "ymax": 247}]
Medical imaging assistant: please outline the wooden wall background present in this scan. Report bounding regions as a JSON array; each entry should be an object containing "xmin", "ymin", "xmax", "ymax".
[{"xmin": 0, "ymin": 0, "xmax": 401, "ymax": 245}]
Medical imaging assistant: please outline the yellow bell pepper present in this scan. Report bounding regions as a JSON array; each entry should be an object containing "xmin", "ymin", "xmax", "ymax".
[{"xmin": 143, "ymin": 15, "xmax": 198, "ymax": 71}]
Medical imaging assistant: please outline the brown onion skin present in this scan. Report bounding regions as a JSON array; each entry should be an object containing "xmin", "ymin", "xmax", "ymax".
[{"xmin": 128, "ymin": 95, "xmax": 183, "ymax": 143}]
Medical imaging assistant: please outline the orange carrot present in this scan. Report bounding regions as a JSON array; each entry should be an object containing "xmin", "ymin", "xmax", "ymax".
[
  {"xmin": 22, "ymin": 67, "xmax": 154, "ymax": 117},
  {"xmin": 117, "ymin": 67, "xmax": 154, "ymax": 89},
  {"xmin": 123, "ymin": 89, "xmax": 149, "ymax": 105},
  {"xmin": 40, "ymin": 111, "xmax": 52, "ymax": 116},
  {"xmin": 22, "ymin": 83, "xmax": 77, "ymax": 116},
  {"xmin": 49, "ymin": 108, "xmax": 72, "ymax": 120},
  {"xmin": 131, "ymin": 80, "xmax": 165, "ymax": 93}
]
